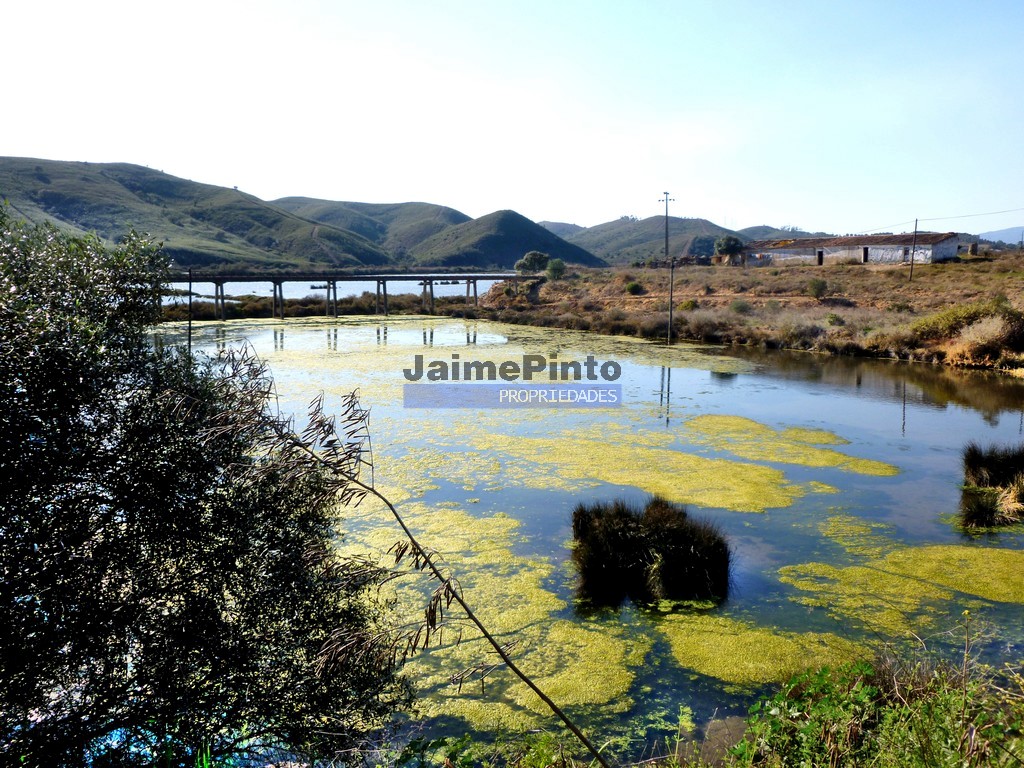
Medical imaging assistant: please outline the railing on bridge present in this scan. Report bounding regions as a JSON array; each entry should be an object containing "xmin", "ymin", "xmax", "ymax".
[{"xmin": 176, "ymin": 270, "xmax": 530, "ymax": 320}]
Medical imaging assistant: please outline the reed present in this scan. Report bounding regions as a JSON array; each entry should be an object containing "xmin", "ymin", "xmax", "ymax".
[
  {"xmin": 960, "ymin": 441, "xmax": 1024, "ymax": 528},
  {"xmin": 571, "ymin": 495, "xmax": 730, "ymax": 607}
]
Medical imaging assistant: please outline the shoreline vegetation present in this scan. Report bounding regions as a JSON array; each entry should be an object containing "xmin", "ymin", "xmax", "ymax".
[{"xmin": 161, "ymin": 247, "xmax": 1024, "ymax": 375}]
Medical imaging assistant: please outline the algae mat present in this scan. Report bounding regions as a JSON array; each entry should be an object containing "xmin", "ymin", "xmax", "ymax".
[{"xmin": 161, "ymin": 316, "xmax": 1024, "ymax": 750}]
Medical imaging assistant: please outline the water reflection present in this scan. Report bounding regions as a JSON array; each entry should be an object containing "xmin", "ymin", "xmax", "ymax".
[{"xmin": 728, "ymin": 347, "xmax": 1024, "ymax": 426}]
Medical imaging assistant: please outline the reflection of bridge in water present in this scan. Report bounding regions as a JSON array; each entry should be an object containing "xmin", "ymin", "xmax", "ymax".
[{"xmin": 180, "ymin": 270, "xmax": 528, "ymax": 320}]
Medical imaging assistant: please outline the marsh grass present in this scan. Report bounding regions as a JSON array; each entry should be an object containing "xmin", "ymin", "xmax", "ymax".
[
  {"xmin": 570, "ymin": 496, "xmax": 730, "ymax": 608},
  {"xmin": 959, "ymin": 441, "xmax": 1024, "ymax": 528}
]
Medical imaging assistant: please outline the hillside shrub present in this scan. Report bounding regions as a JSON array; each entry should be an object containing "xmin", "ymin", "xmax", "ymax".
[
  {"xmin": 806, "ymin": 278, "xmax": 829, "ymax": 300},
  {"xmin": 910, "ymin": 297, "xmax": 1016, "ymax": 341},
  {"xmin": 625, "ymin": 281, "xmax": 643, "ymax": 295},
  {"xmin": 546, "ymin": 258, "xmax": 566, "ymax": 280}
]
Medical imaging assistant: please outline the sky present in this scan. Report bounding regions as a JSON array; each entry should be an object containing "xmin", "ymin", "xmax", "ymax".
[{"xmin": 5, "ymin": 0, "xmax": 1023, "ymax": 235}]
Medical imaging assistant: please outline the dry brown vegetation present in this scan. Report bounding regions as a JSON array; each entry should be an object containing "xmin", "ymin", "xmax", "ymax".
[{"xmin": 459, "ymin": 249, "xmax": 1024, "ymax": 373}]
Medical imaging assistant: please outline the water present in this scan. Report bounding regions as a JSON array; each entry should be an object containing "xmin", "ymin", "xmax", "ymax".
[{"xmin": 155, "ymin": 316, "xmax": 1024, "ymax": 757}]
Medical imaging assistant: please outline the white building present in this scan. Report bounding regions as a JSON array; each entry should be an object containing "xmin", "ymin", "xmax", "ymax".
[{"xmin": 741, "ymin": 232, "xmax": 960, "ymax": 266}]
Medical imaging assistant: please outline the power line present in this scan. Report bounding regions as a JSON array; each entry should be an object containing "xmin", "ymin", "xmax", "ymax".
[
  {"xmin": 855, "ymin": 205, "xmax": 1024, "ymax": 235},
  {"xmin": 918, "ymin": 205, "xmax": 1024, "ymax": 223}
]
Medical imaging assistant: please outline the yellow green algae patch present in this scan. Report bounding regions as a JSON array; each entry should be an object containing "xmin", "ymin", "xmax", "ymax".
[
  {"xmin": 780, "ymin": 545, "xmax": 1024, "ymax": 637},
  {"xmin": 657, "ymin": 613, "xmax": 863, "ymax": 686},
  {"xmin": 454, "ymin": 430, "xmax": 802, "ymax": 513},
  {"xmin": 335, "ymin": 496, "xmax": 646, "ymax": 733},
  {"xmin": 880, "ymin": 546, "xmax": 1024, "ymax": 604},
  {"xmin": 820, "ymin": 514, "xmax": 894, "ymax": 559},
  {"xmin": 779, "ymin": 561, "xmax": 951, "ymax": 636},
  {"xmin": 682, "ymin": 415, "xmax": 899, "ymax": 477}
]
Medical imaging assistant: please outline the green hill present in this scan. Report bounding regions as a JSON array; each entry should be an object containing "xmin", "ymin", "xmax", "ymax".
[
  {"xmin": 561, "ymin": 216, "xmax": 739, "ymax": 265},
  {"xmin": 409, "ymin": 210, "xmax": 606, "ymax": 269},
  {"xmin": 273, "ymin": 198, "xmax": 471, "ymax": 260},
  {"xmin": 0, "ymin": 158, "xmax": 389, "ymax": 270},
  {"xmin": 538, "ymin": 221, "xmax": 585, "ymax": 239},
  {"xmin": 737, "ymin": 224, "xmax": 832, "ymax": 240}
]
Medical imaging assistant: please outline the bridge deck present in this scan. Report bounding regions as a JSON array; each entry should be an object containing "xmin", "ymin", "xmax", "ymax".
[{"xmin": 177, "ymin": 271, "xmax": 530, "ymax": 320}]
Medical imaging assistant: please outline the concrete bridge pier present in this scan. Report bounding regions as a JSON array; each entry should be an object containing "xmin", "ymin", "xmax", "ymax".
[
  {"xmin": 375, "ymin": 280, "xmax": 389, "ymax": 316},
  {"xmin": 326, "ymin": 280, "xmax": 339, "ymax": 317},
  {"xmin": 272, "ymin": 281, "xmax": 285, "ymax": 320},
  {"xmin": 213, "ymin": 281, "xmax": 227, "ymax": 321}
]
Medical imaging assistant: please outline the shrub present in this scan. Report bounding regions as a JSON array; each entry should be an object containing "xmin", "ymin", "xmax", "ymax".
[
  {"xmin": 679, "ymin": 298, "xmax": 700, "ymax": 311},
  {"xmin": 571, "ymin": 496, "xmax": 729, "ymax": 607},
  {"xmin": 826, "ymin": 312, "xmax": 845, "ymax": 326},
  {"xmin": 806, "ymin": 278, "xmax": 829, "ymax": 300},
  {"xmin": 729, "ymin": 299, "xmax": 753, "ymax": 315},
  {"xmin": 546, "ymin": 258, "xmax": 566, "ymax": 280},
  {"xmin": 625, "ymin": 281, "xmax": 643, "ymax": 295},
  {"xmin": 910, "ymin": 298, "xmax": 1017, "ymax": 341}
]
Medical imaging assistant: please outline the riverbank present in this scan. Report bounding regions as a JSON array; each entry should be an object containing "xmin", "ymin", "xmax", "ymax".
[{"xmin": 452, "ymin": 250, "xmax": 1024, "ymax": 375}]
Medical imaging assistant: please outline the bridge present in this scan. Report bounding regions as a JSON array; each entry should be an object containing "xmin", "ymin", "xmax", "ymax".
[{"xmin": 178, "ymin": 270, "xmax": 530, "ymax": 319}]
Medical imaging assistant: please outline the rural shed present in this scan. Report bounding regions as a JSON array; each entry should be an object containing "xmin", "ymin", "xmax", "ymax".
[{"xmin": 742, "ymin": 232, "xmax": 960, "ymax": 266}]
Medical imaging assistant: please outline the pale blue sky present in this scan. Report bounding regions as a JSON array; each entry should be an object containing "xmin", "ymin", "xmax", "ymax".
[{"xmin": 5, "ymin": 0, "xmax": 1023, "ymax": 234}]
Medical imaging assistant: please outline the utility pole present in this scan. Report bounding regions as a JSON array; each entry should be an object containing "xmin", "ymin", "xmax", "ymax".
[
  {"xmin": 909, "ymin": 218, "xmax": 918, "ymax": 283},
  {"xmin": 187, "ymin": 266, "xmax": 193, "ymax": 356},
  {"xmin": 660, "ymin": 191, "xmax": 675, "ymax": 344}
]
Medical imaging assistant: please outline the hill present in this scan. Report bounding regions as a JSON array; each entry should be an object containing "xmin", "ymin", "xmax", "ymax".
[
  {"xmin": 538, "ymin": 221, "xmax": 585, "ymax": 239},
  {"xmin": 980, "ymin": 226, "xmax": 1024, "ymax": 245},
  {"xmin": 273, "ymin": 198, "xmax": 471, "ymax": 260},
  {"xmin": 409, "ymin": 210, "xmax": 606, "ymax": 269},
  {"xmin": 736, "ymin": 225, "xmax": 832, "ymax": 240},
  {"xmin": 561, "ymin": 216, "xmax": 738, "ymax": 265},
  {"xmin": 0, "ymin": 158, "xmax": 390, "ymax": 270}
]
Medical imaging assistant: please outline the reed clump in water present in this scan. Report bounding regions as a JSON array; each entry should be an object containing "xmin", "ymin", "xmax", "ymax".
[
  {"xmin": 571, "ymin": 495, "xmax": 730, "ymax": 607},
  {"xmin": 960, "ymin": 441, "xmax": 1024, "ymax": 528}
]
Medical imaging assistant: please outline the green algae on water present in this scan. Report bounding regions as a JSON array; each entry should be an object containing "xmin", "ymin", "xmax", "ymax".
[
  {"xmin": 682, "ymin": 414, "xmax": 899, "ymax": 477},
  {"xmin": 820, "ymin": 514, "xmax": 894, "ymax": 559},
  {"xmin": 780, "ymin": 545, "xmax": 1024, "ymax": 638},
  {"xmin": 334, "ymin": 496, "xmax": 647, "ymax": 733},
  {"xmin": 657, "ymin": 613, "xmax": 863, "ymax": 686}
]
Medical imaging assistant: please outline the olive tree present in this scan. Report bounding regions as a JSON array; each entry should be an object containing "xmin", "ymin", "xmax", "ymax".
[
  {"xmin": 0, "ymin": 212, "xmax": 408, "ymax": 765},
  {"xmin": 714, "ymin": 234, "xmax": 746, "ymax": 267},
  {"xmin": 514, "ymin": 250, "xmax": 549, "ymax": 273}
]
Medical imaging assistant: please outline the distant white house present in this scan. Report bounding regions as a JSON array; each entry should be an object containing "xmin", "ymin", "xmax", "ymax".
[{"xmin": 739, "ymin": 232, "xmax": 960, "ymax": 266}]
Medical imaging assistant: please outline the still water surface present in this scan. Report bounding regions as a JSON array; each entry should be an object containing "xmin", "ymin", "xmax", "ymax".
[{"xmin": 158, "ymin": 316, "xmax": 1024, "ymax": 755}]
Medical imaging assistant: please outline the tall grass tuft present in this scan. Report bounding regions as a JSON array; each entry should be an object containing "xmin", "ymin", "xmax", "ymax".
[
  {"xmin": 960, "ymin": 441, "xmax": 1024, "ymax": 528},
  {"xmin": 571, "ymin": 495, "xmax": 730, "ymax": 607},
  {"xmin": 963, "ymin": 441, "xmax": 1024, "ymax": 488}
]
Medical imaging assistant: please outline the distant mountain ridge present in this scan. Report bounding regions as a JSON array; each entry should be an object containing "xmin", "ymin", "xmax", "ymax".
[
  {"xmin": 0, "ymin": 157, "xmax": 603, "ymax": 271},
  {"xmin": 546, "ymin": 215, "xmax": 739, "ymax": 265},
  {"xmin": 980, "ymin": 226, "xmax": 1024, "ymax": 244},
  {"xmin": 18, "ymin": 155, "xmax": 990, "ymax": 271}
]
